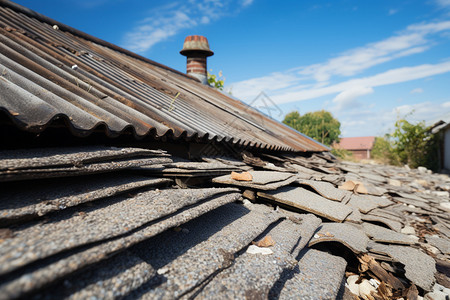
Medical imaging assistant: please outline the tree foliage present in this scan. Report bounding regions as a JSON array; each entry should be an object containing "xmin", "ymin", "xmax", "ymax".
[
  {"xmin": 331, "ymin": 147, "xmax": 354, "ymax": 161},
  {"xmin": 372, "ymin": 116, "xmax": 439, "ymax": 171},
  {"xmin": 207, "ymin": 70, "xmax": 225, "ymax": 90},
  {"xmin": 388, "ymin": 118, "xmax": 439, "ymax": 170},
  {"xmin": 283, "ymin": 110, "xmax": 341, "ymax": 146},
  {"xmin": 371, "ymin": 136, "xmax": 399, "ymax": 165}
]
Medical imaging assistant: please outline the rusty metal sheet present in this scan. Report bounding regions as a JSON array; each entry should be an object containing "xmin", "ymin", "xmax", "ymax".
[{"xmin": 0, "ymin": 2, "xmax": 328, "ymax": 152}]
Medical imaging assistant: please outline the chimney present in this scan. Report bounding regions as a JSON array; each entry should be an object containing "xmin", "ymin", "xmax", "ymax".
[{"xmin": 180, "ymin": 35, "xmax": 214, "ymax": 85}]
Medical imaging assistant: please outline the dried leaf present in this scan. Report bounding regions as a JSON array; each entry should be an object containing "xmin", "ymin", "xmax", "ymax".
[
  {"xmin": 339, "ymin": 180, "xmax": 356, "ymax": 191},
  {"xmin": 358, "ymin": 254, "xmax": 404, "ymax": 291},
  {"xmin": 405, "ymin": 284, "xmax": 419, "ymax": 300},
  {"xmin": 252, "ymin": 235, "xmax": 275, "ymax": 247},
  {"xmin": 231, "ymin": 171, "xmax": 253, "ymax": 181},
  {"xmin": 339, "ymin": 180, "xmax": 368, "ymax": 194},
  {"xmin": 243, "ymin": 189, "xmax": 256, "ymax": 201},
  {"xmin": 355, "ymin": 183, "xmax": 368, "ymax": 194},
  {"xmin": 377, "ymin": 282, "xmax": 393, "ymax": 300}
]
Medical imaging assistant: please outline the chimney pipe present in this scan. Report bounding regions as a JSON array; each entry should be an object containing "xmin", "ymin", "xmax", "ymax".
[{"xmin": 180, "ymin": 35, "xmax": 214, "ymax": 85}]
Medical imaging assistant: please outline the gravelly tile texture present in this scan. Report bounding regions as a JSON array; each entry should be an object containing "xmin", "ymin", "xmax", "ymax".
[
  {"xmin": 30, "ymin": 251, "xmax": 156, "ymax": 300},
  {"xmin": 134, "ymin": 202, "xmax": 283, "ymax": 299},
  {"xmin": 192, "ymin": 218, "xmax": 314, "ymax": 299},
  {"xmin": 213, "ymin": 171, "xmax": 294, "ymax": 185},
  {"xmin": 347, "ymin": 194, "xmax": 393, "ymax": 214},
  {"xmin": 297, "ymin": 179, "xmax": 347, "ymax": 201},
  {"xmin": 0, "ymin": 175, "xmax": 171, "ymax": 224},
  {"xmin": 259, "ymin": 187, "xmax": 353, "ymax": 222},
  {"xmin": 0, "ymin": 192, "xmax": 241, "ymax": 299},
  {"xmin": 277, "ymin": 249, "xmax": 347, "ymax": 300},
  {"xmin": 361, "ymin": 214, "xmax": 403, "ymax": 232},
  {"xmin": 368, "ymin": 242, "xmax": 436, "ymax": 291},
  {"xmin": 0, "ymin": 146, "xmax": 167, "ymax": 170},
  {"xmin": 426, "ymin": 235, "xmax": 450, "ymax": 254},
  {"xmin": 363, "ymin": 222, "xmax": 416, "ymax": 245},
  {"xmin": 0, "ymin": 188, "xmax": 237, "ymax": 275},
  {"xmin": 309, "ymin": 222, "xmax": 369, "ymax": 254}
]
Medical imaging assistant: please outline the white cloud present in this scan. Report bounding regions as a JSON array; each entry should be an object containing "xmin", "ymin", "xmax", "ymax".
[
  {"xmin": 230, "ymin": 19, "xmax": 450, "ymax": 107},
  {"xmin": 388, "ymin": 9, "xmax": 398, "ymax": 15},
  {"xmin": 242, "ymin": 0, "xmax": 254, "ymax": 7},
  {"xmin": 410, "ymin": 88, "xmax": 424, "ymax": 94},
  {"xmin": 337, "ymin": 101, "xmax": 450, "ymax": 137},
  {"xmin": 123, "ymin": 0, "xmax": 253, "ymax": 53},
  {"xmin": 273, "ymin": 61, "xmax": 450, "ymax": 104},
  {"xmin": 230, "ymin": 72, "xmax": 303, "ymax": 100},
  {"xmin": 332, "ymin": 87, "xmax": 374, "ymax": 111},
  {"xmin": 294, "ymin": 23, "xmax": 444, "ymax": 83},
  {"xmin": 435, "ymin": 0, "xmax": 450, "ymax": 8}
]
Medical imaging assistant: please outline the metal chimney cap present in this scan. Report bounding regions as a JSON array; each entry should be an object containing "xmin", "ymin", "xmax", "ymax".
[{"xmin": 180, "ymin": 35, "xmax": 214, "ymax": 57}]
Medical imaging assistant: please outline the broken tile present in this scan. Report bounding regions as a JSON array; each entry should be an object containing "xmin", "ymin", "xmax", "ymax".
[
  {"xmin": 309, "ymin": 222, "xmax": 369, "ymax": 254},
  {"xmin": 0, "ymin": 146, "xmax": 168, "ymax": 171},
  {"xmin": 0, "ymin": 175, "xmax": 172, "ymax": 225},
  {"xmin": 277, "ymin": 249, "xmax": 347, "ymax": 300},
  {"xmin": 368, "ymin": 242, "xmax": 436, "ymax": 291},
  {"xmin": 345, "ymin": 207, "xmax": 363, "ymax": 224},
  {"xmin": 426, "ymin": 235, "xmax": 450, "ymax": 255},
  {"xmin": 29, "ymin": 251, "xmax": 156, "ymax": 300},
  {"xmin": 0, "ymin": 192, "xmax": 241, "ymax": 298},
  {"xmin": 0, "ymin": 188, "xmax": 239, "ymax": 275},
  {"xmin": 361, "ymin": 214, "xmax": 403, "ymax": 232},
  {"xmin": 259, "ymin": 187, "xmax": 353, "ymax": 222},
  {"xmin": 213, "ymin": 171, "xmax": 296, "ymax": 190},
  {"xmin": 189, "ymin": 219, "xmax": 312, "ymax": 299},
  {"xmin": 297, "ymin": 179, "xmax": 347, "ymax": 201},
  {"xmin": 0, "ymin": 157, "xmax": 172, "ymax": 182},
  {"xmin": 347, "ymin": 194, "xmax": 394, "ymax": 214},
  {"xmin": 214, "ymin": 171, "xmax": 293, "ymax": 185},
  {"xmin": 362, "ymin": 223, "xmax": 417, "ymax": 245}
]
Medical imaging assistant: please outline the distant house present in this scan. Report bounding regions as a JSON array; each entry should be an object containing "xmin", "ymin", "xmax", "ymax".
[{"xmin": 337, "ymin": 136, "xmax": 376, "ymax": 160}]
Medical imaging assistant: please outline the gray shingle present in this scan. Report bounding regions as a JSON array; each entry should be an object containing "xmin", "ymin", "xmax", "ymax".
[
  {"xmin": 0, "ymin": 192, "xmax": 241, "ymax": 299},
  {"xmin": 191, "ymin": 217, "xmax": 319, "ymax": 299},
  {"xmin": 368, "ymin": 242, "xmax": 436, "ymax": 291},
  {"xmin": 363, "ymin": 222, "xmax": 416, "ymax": 245},
  {"xmin": 297, "ymin": 179, "xmax": 347, "ymax": 201},
  {"xmin": 0, "ymin": 188, "xmax": 238, "ymax": 275},
  {"xmin": 0, "ymin": 175, "xmax": 172, "ymax": 225},
  {"xmin": 278, "ymin": 249, "xmax": 347, "ymax": 300},
  {"xmin": 135, "ymin": 203, "xmax": 283, "ymax": 299},
  {"xmin": 347, "ymin": 194, "xmax": 394, "ymax": 214},
  {"xmin": 259, "ymin": 187, "xmax": 353, "ymax": 222},
  {"xmin": 309, "ymin": 222, "xmax": 369, "ymax": 254}
]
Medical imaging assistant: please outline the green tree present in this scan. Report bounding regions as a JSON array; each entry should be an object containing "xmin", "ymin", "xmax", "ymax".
[
  {"xmin": 388, "ymin": 118, "xmax": 438, "ymax": 170},
  {"xmin": 371, "ymin": 136, "xmax": 400, "ymax": 165},
  {"xmin": 283, "ymin": 110, "xmax": 341, "ymax": 146},
  {"xmin": 207, "ymin": 70, "xmax": 225, "ymax": 90}
]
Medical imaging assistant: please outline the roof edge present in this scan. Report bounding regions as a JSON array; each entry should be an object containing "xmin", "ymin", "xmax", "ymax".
[{"xmin": 0, "ymin": 0, "xmax": 199, "ymax": 83}]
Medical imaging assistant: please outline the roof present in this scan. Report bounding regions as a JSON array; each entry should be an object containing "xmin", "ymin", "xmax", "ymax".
[
  {"xmin": 1, "ymin": 146, "xmax": 449, "ymax": 299},
  {"xmin": 0, "ymin": 0, "xmax": 327, "ymax": 153},
  {"xmin": 431, "ymin": 120, "xmax": 450, "ymax": 134},
  {"xmin": 339, "ymin": 136, "xmax": 376, "ymax": 151},
  {"xmin": 0, "ymin": 2, "xmax": 449, "ymax": 299}
]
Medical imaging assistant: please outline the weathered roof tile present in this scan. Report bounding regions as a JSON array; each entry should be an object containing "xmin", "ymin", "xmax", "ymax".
[{"xmin": 259, "ymin": 187, "xmax": 353, "ymax": 222}]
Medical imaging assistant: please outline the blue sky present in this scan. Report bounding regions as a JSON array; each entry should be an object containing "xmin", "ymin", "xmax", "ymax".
[{"xmin": 15, "ymin": 0, "xmax": 450, "ymax": 137}]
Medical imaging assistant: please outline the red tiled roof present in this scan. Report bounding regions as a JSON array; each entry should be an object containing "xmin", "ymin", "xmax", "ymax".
[{"xmin": 338, "ymin": 136, "xmax": 375, "ymax": 150}]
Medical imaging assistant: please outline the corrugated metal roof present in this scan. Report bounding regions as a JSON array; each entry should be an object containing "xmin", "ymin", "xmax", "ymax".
[{"xmin": 0, "ymin": 0, "xmax": 328, "ymax": 152}]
